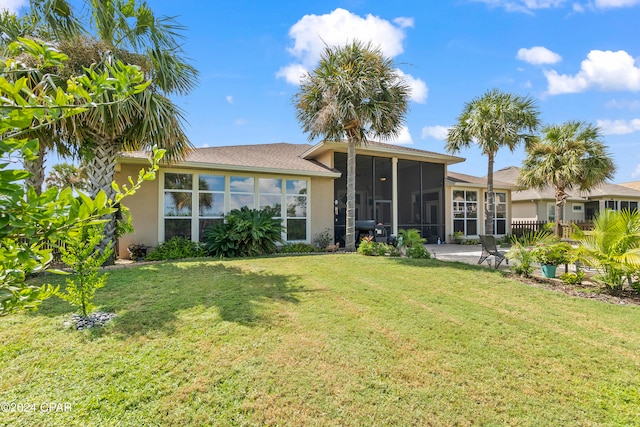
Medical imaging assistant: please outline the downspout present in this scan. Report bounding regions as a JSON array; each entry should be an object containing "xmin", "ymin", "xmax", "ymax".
[{"xmin": 392, "ymin": 157, "xmax": 398, "ymax": 236}]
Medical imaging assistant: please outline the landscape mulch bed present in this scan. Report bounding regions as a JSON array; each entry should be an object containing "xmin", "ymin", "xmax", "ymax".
[{"xmin": 510, "ymin": 273, "xmax": 640, "ymax": 306}]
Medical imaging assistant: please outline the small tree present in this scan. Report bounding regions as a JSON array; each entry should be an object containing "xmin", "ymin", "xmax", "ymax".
[
  {"xmin": 294, "ymin": 41, "xmax": 410, "ymax": 251},
  {"xmin": 0, "ymin": 38, "xmax": 164, "ymax": 315},
  {"xmin": 447, "ymin": 89, "xmax": 540, "ymax": 235},
  {"xmin": 518, "ymin": 121, "xmax": 615, "ymax": 237},
  {"xmin": 58, "ymin": 224, "xmax": 112, "ymax": 317}
]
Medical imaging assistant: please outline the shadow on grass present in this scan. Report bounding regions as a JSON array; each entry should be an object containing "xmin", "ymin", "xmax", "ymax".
[
  {"xmin": 387, "ymin": 256, "xmax": 509, "ymax": 274},
  {"xmin": 34, "ymin": 259, "xmax": 306, "ymax": 337}
]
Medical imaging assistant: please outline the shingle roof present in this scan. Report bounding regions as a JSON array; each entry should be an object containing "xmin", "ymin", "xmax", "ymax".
[
  {"xmin": 447, "ymin": 171, "xmax": 514, "ymax": 189},
  {"xmin": 492, "ymin": 166, "xmax": 640, "ymax": 201},
  {"xmin": 119, "ymin": 143, "xmax": 340, "ymax": 176},
  {"xmin": 620, "ymin": 181, "xmax": 640, "ymax": 191}
]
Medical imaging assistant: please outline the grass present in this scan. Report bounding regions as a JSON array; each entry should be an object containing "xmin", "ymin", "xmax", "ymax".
[{"xmin": 2, "ymin": 255, "xmax": 640, "ymax": 426}]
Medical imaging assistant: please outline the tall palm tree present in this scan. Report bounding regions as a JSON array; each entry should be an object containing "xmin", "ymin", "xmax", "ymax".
[
  {"xmin": 26, "ymin": 0, "xmax": 198, "ymax": 259},
  {"xmin": 294, "ymin": 41, "xmax": 410, "ymax": 251},
  {"xmin": 45, "ymin": 162, "xmax": 90, "ymax": 192},
  {"xmin": 446, "ymin": 89, "xmax": 540, "ymax": 235},
  {"xmin": 517, "ymin": 121, "xmax": 615, "ymax": 237}
]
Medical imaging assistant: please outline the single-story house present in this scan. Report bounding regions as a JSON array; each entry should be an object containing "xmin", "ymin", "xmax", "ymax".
[
  {"xmin": 115, "ymin": 140, "xmax": 514, "ymax": 255},
  {"xmin": 493, "ymin": 166, "xmax": 640, "ymax": 222}
]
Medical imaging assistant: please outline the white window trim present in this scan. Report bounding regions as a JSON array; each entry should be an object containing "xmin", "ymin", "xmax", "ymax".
[{"xmin": 159, "ymin": 169, "xmax": 310, "ymax": 244}]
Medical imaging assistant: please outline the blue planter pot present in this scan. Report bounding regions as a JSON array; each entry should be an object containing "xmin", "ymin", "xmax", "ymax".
[{"xmin": 541, "ymin": 264, "xmax": 557, "ymax": 278}]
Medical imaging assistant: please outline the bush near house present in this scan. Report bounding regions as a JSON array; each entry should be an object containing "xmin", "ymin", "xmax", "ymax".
[{"xmin": 203, "ymin": 207, "xmax": 284, "ymax": 258}]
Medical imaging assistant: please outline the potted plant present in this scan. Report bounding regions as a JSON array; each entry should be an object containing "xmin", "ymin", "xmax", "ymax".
[{"xmin": 530, "ymin": 242, "xmax": 572, "ymax": 278}]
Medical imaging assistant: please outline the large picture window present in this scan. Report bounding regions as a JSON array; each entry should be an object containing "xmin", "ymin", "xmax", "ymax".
[
  {"xmin": 162, "ymin": 172, "xmax": 308, "ymax": 243},
  {"xmin": 453, "ymin": 190, "xmax": 478, "ymax": 236}
]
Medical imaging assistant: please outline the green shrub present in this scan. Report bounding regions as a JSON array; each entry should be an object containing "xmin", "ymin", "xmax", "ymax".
[
  {"xmin": 57, "ymin": 224, "xmax": 112, "ymax": 317},
  {"xmin": 573, "ymin": 209, "xmax": 640, "ymax": 292},
  {"xmin": 506, "ymin": 230, "xmax": 557, "ymax": 278},
  {"xmin": 450, "ymin": 231, "xmax": 465, "ymax": 244},
  {"xmin": 406, "ymin": 244, "xmax": 431, "ymax": 259},
  {"xmin": 203, "ymin": 207, "xmax": 284, "ymax": 258},
  {"xmin": 357, "ymin": 237, "xmax": 378, "ymax": 256},
  {"xmin": 313, "ymin": 228, "xmax": 333, "ymax": 250},
  {"xmin": 146, "ymin": 237, "xmax": 205, "ymax": 261},
  {"xmin": 280, "ymin": 243, "xmax": 317, "ymax": 253},
  {"xmin": 559, "ymin": 271, "xmax": 585, "ymax": 285},
  {"xmin": 399, "ymin": 229, "xmax": 430, "ymax": 259}
]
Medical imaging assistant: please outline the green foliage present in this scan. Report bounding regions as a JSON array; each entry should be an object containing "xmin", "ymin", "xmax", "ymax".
[
  {"xmin": 530, "ymin": 242, "xmax": 572, "ymax": 266},
  {"xmin": 204, "ymin": 207, "xmax": 285, "ymax": 258},
  {"xmin": 450, "ymin": 231, "xmax": 465, "ymax": 244},
  {"xmin": 57, "ymin": 224, "xmax": 112, "ymax": 317},
  {"xmin": 0, "ymin": 38, "xmax": 164, "ymax": 315},
  {"xmin": 280, "ymin": 243, "xmax": 317, "ymax": 254},
  {"xmin": 399, "ymin": 229, "xmax": 430, "ymax": 259},
  {"xmin": 312, "ymin": 228, "xmax": 333, "ymax": 249},
  {"xmin": 573, "ymin": 209, "xmax": 640, "ymax": 292},
  {"xmin": 506, "ymin": 230, "xmax": 557, "ymax": 277},
  {"xmin": 559, "ymin": 271, "xmax": 585, "ymax": 285},
  {"xmin": 357, "ymin": 237, "xmax": 378, "ymax": 256},
  {"xmin": 518, "ymin": 121, "xmax": 615, "ymax": 237},
  {"xmin": 145, "ymin": 237, "xmax": 205, "ymax": 261}
]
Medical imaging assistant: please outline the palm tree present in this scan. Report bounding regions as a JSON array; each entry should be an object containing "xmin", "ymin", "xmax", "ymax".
[
  {"xmin": 294, "ymin": 41, "xmax": 410, "ymax": 251},
  {"xmin": 25, "ymin": 0, "xmax": 198, "ymax": 259},
  {"xmin": 517, "ymin": 121, "xmax": 615, "ymax": 237},
  {"xmin": 446, "ymin": 89, "xmax": 540, "ymax": 236},
  {"xmin": 45, "ymin": 162, "xmax": 90, "ymax": 192}
]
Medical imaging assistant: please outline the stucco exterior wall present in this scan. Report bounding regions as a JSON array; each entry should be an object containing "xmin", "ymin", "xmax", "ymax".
[
  {"xmin": 512, "ymin": 202, "xmax": 538, "ymax": 221},
  {"xmin": 309, "ymin": 176, "xmax": 336, "ymax": 246},
  {"xmin": 115, "ymin": 163, "xmax": 160, "ymax": 258}
]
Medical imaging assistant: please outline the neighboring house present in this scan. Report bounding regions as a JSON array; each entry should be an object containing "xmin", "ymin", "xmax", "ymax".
[
  {"xmin": 115, "ymin": 140, "xmax": 512, "ymax": 255},
  {"xmin": 493, "ymin": 166, "xmax": 640, "ymax": 222}
]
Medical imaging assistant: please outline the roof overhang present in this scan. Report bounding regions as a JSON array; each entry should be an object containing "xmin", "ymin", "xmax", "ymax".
[
  {"xmin": 117, "ymin": 155, "xmax": 342, "ymax": 178},
  {"xmin": 302, "ymin": 140, "xmax": 465, "ymax": 165}
]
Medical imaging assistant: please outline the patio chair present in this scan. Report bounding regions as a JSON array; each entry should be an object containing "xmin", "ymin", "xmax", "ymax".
[{"xmin": 478, "ymin": 235, "xmax": 508, "ymax": 269}]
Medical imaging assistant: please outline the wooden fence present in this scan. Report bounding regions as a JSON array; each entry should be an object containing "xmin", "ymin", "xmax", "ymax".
[{"xmin": 511, "ymin": 220, "xmax": 594, "ymax": 240}]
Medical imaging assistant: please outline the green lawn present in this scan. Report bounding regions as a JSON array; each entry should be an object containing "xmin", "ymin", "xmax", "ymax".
[{"xmin": 2, "ymin": 255, "xmax": 640, "ymax": 426}]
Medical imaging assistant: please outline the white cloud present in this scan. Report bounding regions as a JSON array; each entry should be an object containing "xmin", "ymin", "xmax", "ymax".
[
  {"xmin": 234, "ymin": 118, "xmax": 248, "ymax": 126},
  {"xmin": 472, "ymin": 0, "xmax": 568, "ymax": 13},
  {"xmin": 0, "ymin": 0, "xmax": 27, "ymax": 13},
  {"xmin": 632, "ymin": 164, "xmax": 640, "ymax": 179},
  {"xmin": 275, "ymin": 63, "xmax": 308, "ymax": 85},
  {"xmin": 225, "ymin": 95, "xmax": 233, "ymax": 104},
  {"xmin": 395, "ymin": 69, "xmax": 428, "ymax": 103},
  {"xmin": 473, "ymin": 0, "xmax": 640, "ymax": 11},
  {"xmin": 277, "ymin": 8, "xmax": 415, "ymax": 87},
  {"xmin": 393, "ymin": 17, "xmax": 415, "ymax": 28},
  {"xmin": 594, "ymin": 0, "xmax": 640, "ymax": 8},
  {"xmin": 597, "ymin": 118, "xmax": 640, "ymax": 134},
  {"xmin": 545, "ymin": 50, "xmax": 640, "ymax": 95},
  {"xmin": 386, "ymin": 126, "xmax": 414, "ymax": 144},
  {"xmin": 605, "ymin": 99, "xmax": 640, "ymax": 110},
  {"xmin": 516, "ymin": 46, "xmax": 562, "ymax": 65},
  {"xmin": 421, "ymin": 125, "xmax": 450, "ymax": 140}
]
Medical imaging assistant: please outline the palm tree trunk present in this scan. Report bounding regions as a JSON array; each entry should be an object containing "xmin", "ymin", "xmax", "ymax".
[
  {"xmin": 86, "ymin": 141, "xmax": 119, "ymax": 265},
  {"xmin": 485, "ymin": 152, "xmax": 495, "ymax": 235},
  {"xmin": 345, "ymin": 140, "xmax": 357, "ymax": 252},
  {"xmin": 23, "ymin": 142, "xmax": 46, "ymax": 195},
  {"xmin": 555, "ymin": 187, "xmax": 566, "ymax": 238}
]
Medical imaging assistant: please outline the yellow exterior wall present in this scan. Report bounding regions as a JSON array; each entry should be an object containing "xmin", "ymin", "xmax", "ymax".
[
  {"xmin": 115, "ymin": 163, "xmax": 160, "ymax": 257},
  {"xmin": 309, "ymin": 176, "xmax": 335, "ymax": 246},
  {"xmin": 115, "ymin": 162, "xmax": 338, "ymax": 257}
]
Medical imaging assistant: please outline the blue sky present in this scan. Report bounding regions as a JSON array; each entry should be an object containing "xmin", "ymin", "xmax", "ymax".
[{"xmin": 3, "ymin": 0, "xmax": 640, "ymax": 182}]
